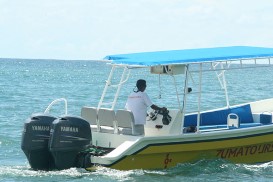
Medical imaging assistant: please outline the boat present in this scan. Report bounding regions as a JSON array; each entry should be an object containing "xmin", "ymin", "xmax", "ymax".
[{"xmin": 21, "ymin": 46, "xmax": 273, "ymax": 171}]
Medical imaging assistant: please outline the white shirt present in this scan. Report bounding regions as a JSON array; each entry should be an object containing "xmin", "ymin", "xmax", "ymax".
[{"xmin": 125, "ymin": 91, "xmax": 153, "ymax": 125}]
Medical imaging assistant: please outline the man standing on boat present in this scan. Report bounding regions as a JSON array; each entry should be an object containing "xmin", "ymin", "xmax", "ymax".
[{"xmin": 125, "ymin": 79, "xmax": 166, "ymax": 135}]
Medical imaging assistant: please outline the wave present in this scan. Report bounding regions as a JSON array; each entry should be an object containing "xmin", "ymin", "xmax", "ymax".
[{"xmin": 1, "ymin": 160, "xmax": 273, "ymax": 182}]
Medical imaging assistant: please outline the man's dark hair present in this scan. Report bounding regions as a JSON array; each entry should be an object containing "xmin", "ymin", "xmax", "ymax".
[{"xmin": 136, "ymin": 79, "xmax": 146, "ymax": 90}]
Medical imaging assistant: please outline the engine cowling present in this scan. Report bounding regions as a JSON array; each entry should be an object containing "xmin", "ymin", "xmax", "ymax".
[
  {"xmin": 21, "ymin": 114, "xmax": 57, "ymax": 170},
  {"xmin": 49, "ymin": 116, "xmax": 91, "ymax": 170}
]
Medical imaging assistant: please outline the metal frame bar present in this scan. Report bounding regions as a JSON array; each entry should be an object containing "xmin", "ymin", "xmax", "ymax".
[
  {"xmin": 181, "ymin": 65, "xmax": 190, "ymax": 133},
  {"xmin": 187, "ymin": 57, "xmax": 273, "ymax": 73},
  {"xmin": 196, "ymin": 63, "xmax": 202, "ymax": 132},
  {"xmin": 111, "ymin": 67, "xmax": 130, "ymax": 109},
  {"xmin": 44, "ymin": 98, "xmax": 68, "ymax": 115},
  {"xmin": 98, "ymin": 65, "xmax": 130, "ymax": 110}
]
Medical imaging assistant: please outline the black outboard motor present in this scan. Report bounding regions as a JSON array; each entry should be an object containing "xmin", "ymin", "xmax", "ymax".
[
  {"xmin": 49, "ymin": 116, "xmax": 91, "ymax": 170},
  {"xmin": 21, "ymin": 114, "xmax": 57, "ymax": 170}
]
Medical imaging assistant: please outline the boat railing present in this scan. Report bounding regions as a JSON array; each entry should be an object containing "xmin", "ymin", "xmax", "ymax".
[
  {"xmin": 44, "ymin": 98, "xmax": 68, "ymax": 115},
  {"xmin": 98, "ymin": 65, "xmax": 131, "ymax": 110}
]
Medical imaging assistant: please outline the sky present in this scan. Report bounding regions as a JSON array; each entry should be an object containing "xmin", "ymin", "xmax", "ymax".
[{"xmin": 0, "ymin": 0, "xmax": 273, "ymax": 60}]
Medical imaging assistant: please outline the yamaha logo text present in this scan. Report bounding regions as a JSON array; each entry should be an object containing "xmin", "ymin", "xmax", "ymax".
[
  {"xmin": 61, "ymin": 126, "xmax": 79, "ymax": 133},
  {"xmin": 32, "ymin": 125, "xmax": 50, "ymax": 131}
]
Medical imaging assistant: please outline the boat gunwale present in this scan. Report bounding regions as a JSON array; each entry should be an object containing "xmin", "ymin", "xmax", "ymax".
[
  {"xmin": 93, "ymin": 123, "xmax": 273, "ymax": 163},
  {"xmin": 94, "ymin": 125, "xmax": 273, "ymax": 168}
]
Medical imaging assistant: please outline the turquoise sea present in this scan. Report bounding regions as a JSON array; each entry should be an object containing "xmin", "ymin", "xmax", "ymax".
[{"xmin": 1, "ymin": 58, "xmax": 273, "ymax": 182}]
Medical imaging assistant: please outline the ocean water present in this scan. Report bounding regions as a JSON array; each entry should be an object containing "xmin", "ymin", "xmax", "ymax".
[{"xmin": 1, "ymin": 58, "xmax": 273, "ymax": 182}]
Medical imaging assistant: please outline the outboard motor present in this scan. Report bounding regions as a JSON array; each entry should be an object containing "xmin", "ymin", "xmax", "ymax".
[
  {"xmin": 49, "ymin": 116, "xmax": 91, "ymax": 170},
  {"xmin": 21, "ymin": 114, "xmax": 57, "ymax": 170}
]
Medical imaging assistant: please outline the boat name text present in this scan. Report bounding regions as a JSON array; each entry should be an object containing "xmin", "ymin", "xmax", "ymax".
[{"xmin": 216, "ymin": 143, "xmax": 273, "ymax": 158}]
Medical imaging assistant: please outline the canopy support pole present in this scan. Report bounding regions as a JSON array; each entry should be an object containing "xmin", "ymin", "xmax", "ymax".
[
  {"xmin": 98, "ymin": 65, "xmax": 130, "ymax": 110},
  {"xmin": 221, "ymin": 63, "xmax": 230, "ymax": 108},
  {"xmin": 158, "ymin": 74, "xmax": 162, "ymax": 99},
  {"xmin": 196, "ymin": 63, "xmax": 203, "ymax": 132},
  {"xmin": 212, "ymin": 62, "xmax": 230, "ymax": 108},
  {"xmin": 181, "ymin": 65, "xmax": 190, "ymax": 133}
]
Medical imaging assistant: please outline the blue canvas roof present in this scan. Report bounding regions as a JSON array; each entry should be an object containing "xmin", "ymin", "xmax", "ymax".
[{"xmin": 104, "ymin": 46, "xmax": 273, "ymax": 66}]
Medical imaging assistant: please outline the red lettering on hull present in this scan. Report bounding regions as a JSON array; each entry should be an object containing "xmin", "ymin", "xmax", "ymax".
[{"xmin": 164, "ymin": 153, "xmax": 172, "ymax": 168}]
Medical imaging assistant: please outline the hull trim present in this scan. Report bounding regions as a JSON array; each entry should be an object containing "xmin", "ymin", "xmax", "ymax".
[{"xmin": 103, "ymin": 130, "xmax": 273, "ymax": 168}]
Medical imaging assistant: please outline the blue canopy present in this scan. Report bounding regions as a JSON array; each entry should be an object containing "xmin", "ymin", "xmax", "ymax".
[{"xmin": 104, "ymin": 46, "xmax": 273, "ymax": 66}]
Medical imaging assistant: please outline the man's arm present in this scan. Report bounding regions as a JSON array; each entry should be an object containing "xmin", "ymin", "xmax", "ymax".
[{"xmin": 151, "ymin": 104, "xmax": 167, "ymax": 111}]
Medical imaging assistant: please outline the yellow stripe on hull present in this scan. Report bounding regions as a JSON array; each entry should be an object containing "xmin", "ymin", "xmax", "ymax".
[{"xmin": 109, "ymin": 133, "xmax": 273, "ymax": 170}]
